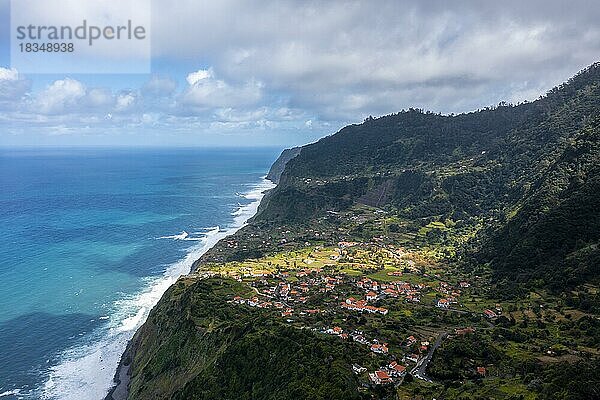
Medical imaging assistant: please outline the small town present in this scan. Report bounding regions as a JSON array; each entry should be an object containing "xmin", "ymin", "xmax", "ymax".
[
  {"xmin": 178, "ymin": 194, "xmax": 600, "ymax": 400},
  {"xmin": 200, "ymin": 239, "xmax": 502, "ymax": 390}
]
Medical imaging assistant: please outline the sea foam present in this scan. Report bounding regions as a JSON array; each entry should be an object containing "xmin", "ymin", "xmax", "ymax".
[
  {"xmin": 40, "ymin": 178, "xmax": 275, "ymax": 400},
  {"xmin": 0, "ymin": 389, "xmax": 21, "ymax": 398}
]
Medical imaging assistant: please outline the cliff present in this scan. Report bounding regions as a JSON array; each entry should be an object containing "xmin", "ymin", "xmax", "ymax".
[
  {"xmin": 265, "ymin": 146, "xmax": 301, "ymax": 184},
  {"xmin": 123, "ymin": 277, "xmax": 363, "ymax": 400}
]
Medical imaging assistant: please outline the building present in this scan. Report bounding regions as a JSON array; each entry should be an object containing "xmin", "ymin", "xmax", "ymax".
[
  {"xmin": 455, "ymin": 327, "xmax": 475, "ymax": 335},
  {"xmin": 370, "ymin": 343, "xmax": 389, "ymax": 354},
  {"xmin": 388, "ymin": 361, "xmax": 407, "ymax": 376},
  {"xmin": 325, "ymin": 326, "xmax": 343, "ymax": 335},
  {"xmin": 369, "ymin": 370, "xmax": 392, "ymax": 385},
  {"xmin": 437, "ymin": 298, "xmax": 450, "ymax": 308},
  {"xmin": 405, "ymin": 354, "xmax": 419, "ymax": 363}
]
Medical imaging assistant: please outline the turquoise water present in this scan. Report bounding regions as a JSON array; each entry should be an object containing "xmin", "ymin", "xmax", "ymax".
[{"xmin": 0, "ymin": 147, "xmax": 279, "ymax": 399}]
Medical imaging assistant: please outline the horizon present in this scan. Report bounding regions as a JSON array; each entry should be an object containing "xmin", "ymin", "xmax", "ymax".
[{"xmin": 1, "ymin": 2, "xmax": 599, "ymax": 399}]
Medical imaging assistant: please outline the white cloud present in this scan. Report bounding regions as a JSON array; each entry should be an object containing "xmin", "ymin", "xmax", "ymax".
[
  {"xmin": 0, "ymin": 67, "xmax": 30, "ymax": 105},
  {"xmin": 26, "ymin": 78, "xmax": 134, "ymax": 117},
  {"xmin": 0, "ymin": 67, "xmax": 19, "ymax": 81},
  {"xmin": 85, "ymin": 88, "xmax": 114, "ymax": 108},
  {"xmin": 186, "ymin": 68, "xmax": 214, "ymax": 85},
  {"xmin": 36, "ymin": 78, "xmax": 86, "ymax": 114},
  {"xmin": 115, "ymin": 92, "xmax": 137, "ymax": 112},
  {"xmin": 180, "ymin": 69, "xmax": 263, "ymax": 110}
]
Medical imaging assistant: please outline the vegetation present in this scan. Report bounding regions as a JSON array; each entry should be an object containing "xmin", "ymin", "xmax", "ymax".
[
  {"xmin": 257, "ymin": 62, "xmax": 600, "ymax": 295},
  {"xmin": 124, "ymin": 62, "xmax": 600, "ymax": 399},
  {"xmin": 127, "ymin": 278, "xmax": 363, "ymax": 400}
]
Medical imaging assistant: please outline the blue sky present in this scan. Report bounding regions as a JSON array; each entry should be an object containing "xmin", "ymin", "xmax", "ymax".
[{"xmin": 1, "ymin": 0, "xmax": 599, "ymax": 147}]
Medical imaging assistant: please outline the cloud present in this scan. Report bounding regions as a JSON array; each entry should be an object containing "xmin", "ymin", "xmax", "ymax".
[
  {"xmin": 115, "ymin": 92, "xmax": 137, "ymax": 112},
  {"xmin": 0, "ymin": 67, "xmax": 19, "ymax": 81},
  {"xmin": 150, "ymin": 1, "xmax": 600, "ymax": 119},
  {"xmin": 0, "ymin": 67, "xmax": 30, "ymax": 105},
  {"xmin": 179, "ymin": 69, "xmax": 263, "ymax": 111},
  {"xmin": 85, "ymin": 88, "xmax": 114, "ymax": 108},
  {"xmin": 186, "ymin": 68, "xmax": 214, "ymax": 85},
  {"xmin": 2, "ymin": 1, "xmax": 600, "ymax": 146},
  {"xmin": 35, "ymin": 78, "xmax": 86, "ymax": 114}
]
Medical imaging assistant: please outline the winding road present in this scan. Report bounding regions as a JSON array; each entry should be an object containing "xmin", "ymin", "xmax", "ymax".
[{"xmin": 411, "ymin": 331, "xmax": 447, "ymax": 382}]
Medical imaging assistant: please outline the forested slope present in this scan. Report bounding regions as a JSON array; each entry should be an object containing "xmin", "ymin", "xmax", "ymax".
[{"xmin": 257, "ymin": 62, "xmax": 600, "ymax": 293}]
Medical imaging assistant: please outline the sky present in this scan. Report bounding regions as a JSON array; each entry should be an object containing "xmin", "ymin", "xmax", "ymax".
[{"xmin": 0, "ymin": 0, "xmax": 599, "ymax": 147}]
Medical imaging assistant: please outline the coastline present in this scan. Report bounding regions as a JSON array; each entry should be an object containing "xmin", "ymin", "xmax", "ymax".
[{"xmin": 104, "ymin": 177, "xmax": 276, "ymax": 400}]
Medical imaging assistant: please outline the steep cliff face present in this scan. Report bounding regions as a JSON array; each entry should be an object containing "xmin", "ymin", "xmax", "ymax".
[
  {"xmin": 190, "ymin": 62, "xmax": 600, "ymax": 292},
  {"xmin": 265, "ymin": 147, "xmax": 301, "ymax": 184}
]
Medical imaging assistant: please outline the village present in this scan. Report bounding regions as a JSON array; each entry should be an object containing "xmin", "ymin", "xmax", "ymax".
[
  {"xmin": 208, "ymin": 240, "xmax": 500, "ymax": 389},
  {"xmin": 185, "ymin": 206, "xmax": 597, "ymax": 399}
]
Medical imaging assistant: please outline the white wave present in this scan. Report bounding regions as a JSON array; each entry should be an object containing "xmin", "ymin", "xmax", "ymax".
[
  {"xmin": 156, "ymin": 231, "xmax": 188, "ymax": 240},
  {"xmin": 116, "ymin": 307, "xmax": 146, "ymax": 332},
  {"xmin": 41, "ymin": 178, "xmax": 276, "ymax": 400},
  {"xmin": 159, "ymin": 226, "xmax": 222, "ymax": 241},
  {"xmin": 0, "ymin": 389, "xmax": 20, "ymax": 398},
  {"xmin": 192, "ymin": 226, "xmax": 220, "ymax": 235},
  {"xmin": 182, "ymin": 227, "xmax": 220, "ymax": 241}
]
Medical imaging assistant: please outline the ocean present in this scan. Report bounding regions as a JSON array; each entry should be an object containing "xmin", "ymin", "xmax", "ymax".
[{"xmin": 0, "ymin": 147, "xmax": 279, "ymax": 399}]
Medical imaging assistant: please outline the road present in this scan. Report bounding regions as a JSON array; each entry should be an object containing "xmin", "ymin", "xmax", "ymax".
[{"xmin": 411, "ymin": 331, "xmax": 447, "ymax": 382}]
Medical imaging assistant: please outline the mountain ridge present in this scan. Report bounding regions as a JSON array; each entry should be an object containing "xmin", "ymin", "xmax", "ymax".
[{"xmin": 255, "ymin": 62, "xmax": 600, "ymax": 295}]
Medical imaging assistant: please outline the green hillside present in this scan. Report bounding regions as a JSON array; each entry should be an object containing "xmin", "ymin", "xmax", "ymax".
[
  {"xmin": 257, "ymin": 62, "xmax": 600, "ymax": 294},
  {"xmin": 121, "ymin": 62, "xmax": 600, "ymax": 400},
  {"xmin": 126, "ymin": 278, "xmax": 363, "ymax": 400}
]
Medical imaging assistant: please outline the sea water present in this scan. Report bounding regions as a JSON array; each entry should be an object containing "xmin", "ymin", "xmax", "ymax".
[{"xmin": 0, "ymin": 147, "xmax": 279, "ymax": 399}]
